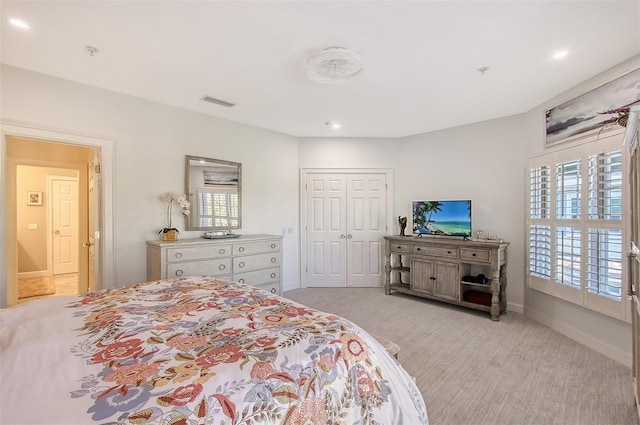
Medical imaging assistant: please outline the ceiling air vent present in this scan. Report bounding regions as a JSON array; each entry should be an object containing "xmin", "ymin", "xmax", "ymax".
[{"xmin": 202, "ymin": 96, "xmax": 235, "ymax": 108}]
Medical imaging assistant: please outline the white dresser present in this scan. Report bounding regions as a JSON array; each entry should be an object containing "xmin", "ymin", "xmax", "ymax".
[{"xmin": 147, "ymin": 234, "xmax": 283, "ymax": 295}]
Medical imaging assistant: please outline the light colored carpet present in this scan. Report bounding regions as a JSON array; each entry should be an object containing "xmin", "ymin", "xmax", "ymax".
[
  {"xmin": 284, "ymin": 287, "xmax": 639, "ymax": 425},
  {"xmin": 17, "ymin": 276, "xmax": 56, "ymax": 298}
]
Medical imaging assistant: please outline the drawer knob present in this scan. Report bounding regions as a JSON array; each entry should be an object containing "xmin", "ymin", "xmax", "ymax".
[
  {"xmin": 271, "ymin": 288, "xmax": 277, "ymax": 294},
  {"xmin": 271, "ymin": 257, "xmax": 277, "ymax": 263},
  {"xmin": 271, "ymin": 243, "xmax": 276, "ymax": 249},
  {"xmin": 239, "ymin": 278, "xmax": 245, "ymax": 283},
  {"xmin": 219, "ymin": 249, "xmax": 225, "ymax": 255},
  {"xmin": 472, "ymin": 253, "xmax": 477, "ymax": 256},
  {"xmin": 397, "ymin": 246, "xmax": 402, "ymax": 249},
  {"xmin": 175, "ymin": 269, "xmax": 183, "ymax": 276},
  {"xmin": 175, "ymin": 251, "xmax": 183, "ymax": 258},
  {"xmin": 447, "ymin": 251, "xmax": 452, "ymax": 254},
  {"xmin": 271, "ymin": 273, "xmax": 276, "ymax": 278},
  {"xmin": 416, "ymin": 247, "xmax": 421, "ymax": 251},
  {"xmin": 239, "ymin": 247, "xmax": 245, "ymax": 252},
  {"xmin": 239, "ymin": 261, "xmax": 245, "ymax": 268},
  {"xmin": 219, "ymin": 264, "xmax": 226, "ymax": 271}
]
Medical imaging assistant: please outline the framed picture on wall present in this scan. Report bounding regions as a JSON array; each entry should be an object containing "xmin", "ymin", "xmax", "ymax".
[{"xmin": 27, "ymin": 191, "xmax": 42, "ymax": 206}]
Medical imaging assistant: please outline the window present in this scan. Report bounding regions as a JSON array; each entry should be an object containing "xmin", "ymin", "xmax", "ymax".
[{"xmin": 527, "ymin": 136, "xmax": 627, "ymax": 320}]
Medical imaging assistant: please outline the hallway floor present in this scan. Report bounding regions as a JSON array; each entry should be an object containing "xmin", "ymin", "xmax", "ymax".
[{"xmin": 17, "ymin": 273, "xmax": 78, "ymax": 304}]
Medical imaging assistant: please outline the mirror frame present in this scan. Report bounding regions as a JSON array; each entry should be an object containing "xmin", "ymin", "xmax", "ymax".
[{"xmin": 184, "ymin": 155, "xmax": 242, "ymax": 231}]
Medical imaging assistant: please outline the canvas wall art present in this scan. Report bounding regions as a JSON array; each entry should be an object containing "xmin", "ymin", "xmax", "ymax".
[{"xmin": 546, "ymin": 68, "xmax": 640, "ymax": 145}]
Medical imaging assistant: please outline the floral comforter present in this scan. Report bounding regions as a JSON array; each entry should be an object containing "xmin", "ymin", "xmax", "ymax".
[{"xmin": 0, "ymin": 276, "xmax": 428, "ymax": 425}]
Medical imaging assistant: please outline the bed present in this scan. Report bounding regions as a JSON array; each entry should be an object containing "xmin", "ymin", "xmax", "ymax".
[{"xmin": 0, "ymin": 276, "xmax": 428, "ymax": 424}]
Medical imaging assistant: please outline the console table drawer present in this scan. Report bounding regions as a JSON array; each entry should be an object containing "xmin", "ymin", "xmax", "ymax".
[
  {"xmin": 234, "ymin": 253, "xmax": 280, "ymax": 272},
  {"xmin": 390, "ymin": 243, "xmax": 411, "ymax": 253},
  {"xmin": 460, "ymin": 248, "xmax": 491, "ymax": 263},
  {"xmin": 413, "ymin": 245, "xmax": 458, "ymax": 258},
  {"xmin": 233, "ymin": 240, "xmax": 281, "ymax": 255},
  {"xmin": 234, "ymin": 267, "xmax": 280, "ymax": 286},
  {"xmin": 167, "ymin": 245, "xmax": 231, "ymax": 262},
  {"xmin": 167, "ymin": 258, "xmax": 231, "ymax": 277}
]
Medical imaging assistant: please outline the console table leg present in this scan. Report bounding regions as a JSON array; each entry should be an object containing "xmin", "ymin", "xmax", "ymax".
[{"xmin": 490, "ymin": 270, "xmax": 501, "ymax": 321}]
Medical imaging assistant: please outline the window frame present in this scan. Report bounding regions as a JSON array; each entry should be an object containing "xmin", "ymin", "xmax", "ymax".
[{"xmin": 527, "ymin": 133, "xmax": 629, "ymax": 321}]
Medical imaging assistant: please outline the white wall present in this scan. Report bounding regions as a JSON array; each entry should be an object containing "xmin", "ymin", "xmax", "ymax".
[
  {"xmin": 520, "ymin": 55, "xmax": 640, "ymax": 365},
  {"xmin": 299, "ymin": 117, "xmax": 527, "ymax": 312},
  {"xmin": 1, "ymin": 65, "xmax": 301, "ymax": 293}
]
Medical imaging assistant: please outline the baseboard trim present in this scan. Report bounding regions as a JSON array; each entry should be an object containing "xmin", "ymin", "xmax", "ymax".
[
  {"xmin": 18, "ymin": 270, "xmax": 49, "ymax": 279},
  {"xmin": 525, "ymin": 306, "xmax": 631, "ymax": 367},
  {"xmin": 507, "ymin": 301, "xmax": 524, "ymax": 314}
]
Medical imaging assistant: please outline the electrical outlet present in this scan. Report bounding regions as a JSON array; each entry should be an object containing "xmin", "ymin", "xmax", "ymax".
[
  {"xmin": 287, "ymin": 227, "xmax": 294, "ymax": 234},
  {"xmin": 28, "ymin": 223, "xmax": 38, "ymax": 230}
]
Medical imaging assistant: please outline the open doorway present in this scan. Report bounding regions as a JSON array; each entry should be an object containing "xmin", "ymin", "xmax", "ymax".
[{"xmin": 7, "ymin": 137, "xmax": 98, "ymax": 304}]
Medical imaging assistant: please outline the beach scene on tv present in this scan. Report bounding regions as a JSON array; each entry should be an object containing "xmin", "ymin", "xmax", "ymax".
[{"xmin": 412, "ymin": 200, "xmax": 472, "ymax": 237}]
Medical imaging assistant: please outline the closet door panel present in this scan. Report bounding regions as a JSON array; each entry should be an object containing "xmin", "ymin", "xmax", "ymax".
[{"xmin": 306, "ymin": 174, "xmax": 347, "ymax": 287}]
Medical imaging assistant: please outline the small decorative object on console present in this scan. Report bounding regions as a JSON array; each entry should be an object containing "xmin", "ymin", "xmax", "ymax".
[{"xmin": 398, "ymin": 216, "xmax": 407, "ymax": 236}]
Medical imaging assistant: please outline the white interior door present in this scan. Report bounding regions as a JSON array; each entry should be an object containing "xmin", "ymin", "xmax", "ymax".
[
  {"xmin": 306, "ymin": 174, "xmax": 347, "ymax": 287},
  {"xmin": 346, "ymin": 174, "xmax": 387, "ymax": 286},
  {"xmin": 52, "ymin": 177, "xmax": 79, "ymax": 275},
  {"xmin": 305, "ymin": 172, "xmax": 387, "ymax": 287}
]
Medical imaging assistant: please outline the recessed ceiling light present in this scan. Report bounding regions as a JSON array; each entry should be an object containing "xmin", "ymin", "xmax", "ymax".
[
  {"xmin": 325, "ymin": 122, "xmax": 341, "ymax": 130},
  {"xmin": 9, "ymin": 18, "xmax": 29, "ymax": 29},
  {"xmin": 553, "ymin": 50, "xmax": 568, "ymax": 60}
]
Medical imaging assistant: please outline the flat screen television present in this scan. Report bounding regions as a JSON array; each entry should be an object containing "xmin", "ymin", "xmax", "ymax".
[{"xmin": 412, "ymin": 200, "xmax": 472, "ymax": 238}]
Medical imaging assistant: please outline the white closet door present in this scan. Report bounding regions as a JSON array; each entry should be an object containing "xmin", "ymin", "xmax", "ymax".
[
  {"xmin": 306, "ymin": 174, "xmax": 347, "ymax": 287},
  {"xmin": 305, "ymin": 172, "xmax": 387, "ymax": 287},
  {"xmin": 346, "ymin": 174, "xmax": 386, "ymax": 286}
]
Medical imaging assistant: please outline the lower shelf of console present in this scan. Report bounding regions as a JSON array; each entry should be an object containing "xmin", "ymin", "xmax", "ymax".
[{"xmin": 388, "ymin": 282, "xmax": 493, "ymax": 314}]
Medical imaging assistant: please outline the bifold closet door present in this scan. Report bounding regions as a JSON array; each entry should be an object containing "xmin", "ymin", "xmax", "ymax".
[{"xmin": 305, "ymin": 173, "xmax": 386, "ymax": 287}]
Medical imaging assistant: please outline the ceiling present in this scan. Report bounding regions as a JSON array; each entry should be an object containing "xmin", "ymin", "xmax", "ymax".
[{"xmin": 1, "ymin": 1, "xmax": 639, "ymax": 138}]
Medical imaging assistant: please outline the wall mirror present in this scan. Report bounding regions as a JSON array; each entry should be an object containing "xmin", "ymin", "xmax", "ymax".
[{"xmin": 185, "ymin": 155, "xmax": 242, "ymax": 231}]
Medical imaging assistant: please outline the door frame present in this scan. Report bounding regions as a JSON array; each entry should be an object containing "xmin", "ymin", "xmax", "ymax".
[
  {"xmin": 0, "ymin": 121, "xmax": 115, "ymax": 308},
  {"xmin": 299, "ymin": 168, "xmax": 394, "ymax": 288}
]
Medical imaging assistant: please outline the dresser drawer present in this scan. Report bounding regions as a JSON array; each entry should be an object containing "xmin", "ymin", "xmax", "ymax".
[
  {"xmin": 412, "ymin": 245, "xmax": 458, "ymax": 258},
  {"xmin": 233, "ymin": 240, "xmax": 280, "ymax": 256},
  {"xmin": 254, "ymin": 282, "xmax": 280, "ymax": 295},
  {"xmin": 167, "ymin": 245, "xmax": 231, "ymax": 262},
  {"xmin": 234, "ymin": 267, "xmax": 280, "ymax": 286},
  {"xmin": 167, "ymin": 258, "xmax": 231, "ymax": 277},
  {"xmin": 460, "ymin": 248, "xmax": 491, "ymax": 263},
  {"xmin": 389, "ymin": 243, "xmax": 411, "ymax": 253},
  {"xmin": 233, "ymin": 252, "xmax": 280, "ymax": 273}
]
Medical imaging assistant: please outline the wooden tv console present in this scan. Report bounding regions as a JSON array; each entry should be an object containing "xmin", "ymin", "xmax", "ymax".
[{"xmin": 383, "ymin": 235, "xmax": 509, "ymax": 321}]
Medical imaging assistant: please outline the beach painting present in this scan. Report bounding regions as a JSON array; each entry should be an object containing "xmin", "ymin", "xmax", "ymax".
[{"xmin": 545, "ymin": 68, "xmax": 640, "ymax": 145}]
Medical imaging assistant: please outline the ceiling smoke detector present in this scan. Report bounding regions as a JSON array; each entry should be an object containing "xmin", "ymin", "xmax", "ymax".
[{"xmin": 306, "ymin": 47, "xmax": 363, "ymax": 84}]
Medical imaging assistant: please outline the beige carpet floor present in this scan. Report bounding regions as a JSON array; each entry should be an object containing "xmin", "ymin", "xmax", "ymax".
[{"xmin": 284, "ymin": 287, "xmax": 639, "ymax": 425}]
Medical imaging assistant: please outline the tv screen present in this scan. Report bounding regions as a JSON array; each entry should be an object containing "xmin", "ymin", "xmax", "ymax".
[{"xmin": 412, "ymin": 200, "xmax": 472, "ymax": 237}]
